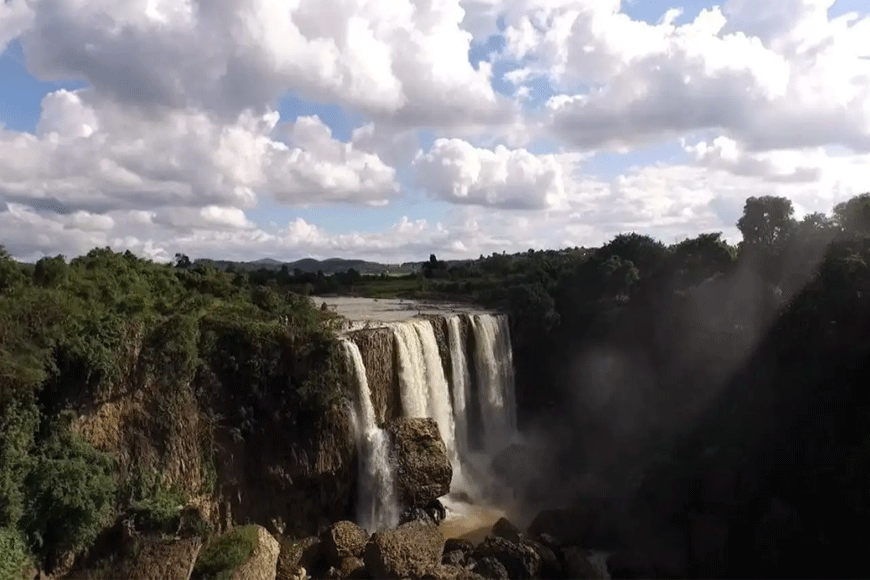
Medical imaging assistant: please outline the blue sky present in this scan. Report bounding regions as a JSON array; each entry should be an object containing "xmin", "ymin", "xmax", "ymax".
[{"xmin": 1, "ymin": 0, "xmax": 869, "ymax": 262}]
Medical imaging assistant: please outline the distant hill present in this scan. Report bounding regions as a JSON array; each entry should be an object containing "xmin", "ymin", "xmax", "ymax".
[{"xmin": 194, "ymin": 256, "xmax": 422, "ymax": 275}]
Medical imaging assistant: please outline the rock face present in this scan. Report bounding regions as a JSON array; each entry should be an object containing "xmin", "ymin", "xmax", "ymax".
[
  {"xmin": 320, "ymin": 520, "xmax": 369, "ymax": 567},
  {"xmin": 364, "ymin": 518, "xmax": 445, "ymax": 579},
  {"xmin": 230, "ymin": 525, "xmax": 280, "ymax": 580},
  {"xmin": 387, "ymin": 418, "xmax": 453, "ymax": 509}
]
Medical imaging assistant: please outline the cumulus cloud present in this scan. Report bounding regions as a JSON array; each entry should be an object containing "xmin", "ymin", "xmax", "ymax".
[
  {"xmin": 19, "ymin": 0, "xmax": 514, "ymax": 127},
  {"xmin": 413, "ymin": 139, "xmax": 573, "ymax": 209},
  {"xmin": 0, "ymin": 90, "xmax": 398, "ymax": 213},
  {"xmin": 2, "ymin": 0, "xmax": 870, "ymax": 262},
  {"xmin": 0, "ymin": 0, "xmax": 33, "ymax": 54},
  {"xmin": 496, "ymin": 0, "xmax": 870, "ymax": 152}
]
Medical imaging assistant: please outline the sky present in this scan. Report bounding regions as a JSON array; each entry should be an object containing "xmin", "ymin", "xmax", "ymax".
[{"xmin": 0, "ymin": 0, "xmax": 869, "ymax": 263}]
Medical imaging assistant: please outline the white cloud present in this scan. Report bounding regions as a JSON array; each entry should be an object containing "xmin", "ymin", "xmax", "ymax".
[
  {"xmin": 19, "ymin": 0, "xmax": 514, "ymax": 127},
  {"xmin": 3, "ymin": 0, "xmax": 870, "ymax": 263},
  {"xmin": 0, "ymin": 0, "xmax": 33, "ymax": 54},
  {"xmin": 0, "ymin": 90, "xmax": 399, "ymax": 212},
  {"xmin": 496, "ymin": 1, "xmax": 870, "ymax": 152},
  {"xmin": 413, "ymin": 139, "xmax": 574, "ymax": 209}
]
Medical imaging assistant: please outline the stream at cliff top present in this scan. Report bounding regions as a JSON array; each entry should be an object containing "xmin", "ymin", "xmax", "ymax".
[{"xmin": 325, "ymin": 296, "xmax": 520, "ymax": 534}]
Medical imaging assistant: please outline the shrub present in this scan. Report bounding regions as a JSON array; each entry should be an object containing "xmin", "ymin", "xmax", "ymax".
[
  {"xmin": 192, "ymin": 525, "xmax": 259, "ymax": 580},
  {"xmin": 0, "ymin": 526, "xmax": 32, "ymax": 579},
  {"xmin": 20, "ymin": 412, "xmax": 116, "ymax": 557}
]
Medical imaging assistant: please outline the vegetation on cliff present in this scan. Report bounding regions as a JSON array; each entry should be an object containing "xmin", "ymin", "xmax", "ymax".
[{"xmin": 0, "ymin": 248, "xmax": 347, "ymax": 573}]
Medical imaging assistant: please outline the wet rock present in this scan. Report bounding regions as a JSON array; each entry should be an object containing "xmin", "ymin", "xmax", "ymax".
[
  {"xmin": 523, "ymin": 538, "xmax": 560, "ymax": 579},
  {"xmin": 321, "ymin": 521, "xmax": 369, "ymax": 567},
  {"xmin": 471, "ymin": 536, "xmax": 540, "ymax": 580},
  {"xmin": 363, "ymin": 518, "xmax": 444, "ymax": 579},
  {"xmin": 469, "ymin": 556, "xmax": 509, "ymax": 580},
  {"xmin": 399, "ymin": 506, "xmax": 434, "ymax": 526},
  {"xmin": 387, "ymin": 418, "xmax": 453, "ymax": 509},
  {"xmin": 425, "ymin": 499, "xmax": 447, "ymax": 525}
]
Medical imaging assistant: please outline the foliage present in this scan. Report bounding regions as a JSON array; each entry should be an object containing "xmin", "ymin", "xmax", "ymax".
[
  {"xmin": 192, "ymin": 525, "xmax": 259, "ymax": 580},
  {"xmin": 0, "ymin": 526, "xmax": 32, "ymax": 580},
  {"xmin": 123, "ymin": 467, "xmax": 188, "ymax": 535},
  {"xmin": 20, "ymin": 411, "xmax": 117, "ymax": 556}
]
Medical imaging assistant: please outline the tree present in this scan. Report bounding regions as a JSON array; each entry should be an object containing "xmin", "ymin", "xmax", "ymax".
[
  {"xmin": 833, "ymin": 193, "xmax": 870, "ymax": 236},
  {"xmin": 0, "ymin": 246, "xmax": 25, "ymax": 294},
  {"xmin": 174, "ymin": 253, "xmax": 192, "ymax": 269},
  {"xmin": 669, "ymin": 233, "xmax": 735, "ymax": 287},
  {"xmin": 600, "ymin": 233, "xmax": 668, "ymax": 277},
  {"xmin": 737, "ymin": 196, "xmax": 795, "ymax": 251},
  {"xmin": 33, "ymin": 256, "xmax": 68, "ymax": 288}
]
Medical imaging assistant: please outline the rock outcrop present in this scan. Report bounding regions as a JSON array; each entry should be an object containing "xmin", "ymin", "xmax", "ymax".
[
  {"xmin": 387, "ymin": 418, "xmax": 452, "ymax": 509},
  {"xmin": 364, "ymin": 518, "xmax": 445, "ymax": 579}
]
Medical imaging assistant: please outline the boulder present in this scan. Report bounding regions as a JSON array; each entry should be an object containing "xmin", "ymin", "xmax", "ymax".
[
  {"xmin": 472, "ymin": 536, "xmax": 540, "ymax": 580},
  {"xmin": 443, "ymin": 538, "xmax": 474, "ymax": 554},
  {"xmin": 321, "ymin": 521, "xmax": 369, "ymax": 567},
  {"xmin": 229, "ymin": 525, "xmax": 280, "ymax": 580},
  {"xmin": 399, "ymin": 506, "xmax": 434, "ymax": 526},
  {"xmin": 469, "ymin": 557, "xmax": 509, "ymax": 580},
  {"xmin": 276, "ymin": 536, "xmax": 321, "ymax": 580},
  {"xmin": 441, "ymin": 549, "xmax": 466, "ymax": 567},
  {"xmin": 423, "ymin": 564, "xmax": 487, "ymax": 580},
  {"xmin": 491, "ymin": 518, "xmax": 522, "ymax": 544},
  {"xmin": 364, "ymin": 518, "xmax": 444, "ymax": 579},
  {"xmin": 523, "ymin": 538, "xmax": 560, "ymax": 579},
  {"xmin": 387, "ymin": 418, "xmax": 452, "ymax": 508},
  {"xmin": 339, "ymin": 556, "xmax": 367, "ymax": 578}
]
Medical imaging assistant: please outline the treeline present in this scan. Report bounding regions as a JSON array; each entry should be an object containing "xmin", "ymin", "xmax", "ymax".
[{"xmin": 0, "ymin": 248, "xmax": 345, "ymax": 573}]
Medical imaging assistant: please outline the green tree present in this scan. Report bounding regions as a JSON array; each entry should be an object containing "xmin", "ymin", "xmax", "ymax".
[
  {"xmin": 832, "ymin": 193, "xmax": 870, "ymax": 236},
  {"xmin": 0, "ymin": 246, "xmax": 25, "ymax": 294},
  {"xmin": 33, "ymin": 256, "xmax": 69, "ymax": 288},
  {"xmin": 737, "ymin": 196, "xmax": 795, "ymax": 251}
]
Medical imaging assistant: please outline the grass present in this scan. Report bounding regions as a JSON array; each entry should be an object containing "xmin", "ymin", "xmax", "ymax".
[{"xmin": 192, "ymin": 525, "xmax": 259, "ymax": 580}]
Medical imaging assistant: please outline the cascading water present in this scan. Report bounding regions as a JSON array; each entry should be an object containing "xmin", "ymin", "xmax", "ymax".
[
  {"xmin": 470, "ymin": 314, "xmax": 517, "ymax": 453},
  {"xmin": 341, "ymin": 339, "xmax": 399, "ymax": 531},
  {"xmin": 446, "ymin": 315, "xmax": 472, "ymax": 459},
  {"xmin": 339, "ymin": 310, "xmax": 518, "ymax": 530},
  {"xmin": 392, "ymin": 319, "xmax": 459, "ymax": 470}
]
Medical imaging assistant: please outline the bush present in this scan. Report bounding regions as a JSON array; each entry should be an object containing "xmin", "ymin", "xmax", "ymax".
[
  {"xmin": 20, "ymin": 412, "xmax": 117, "ymax": 557},
  {"xmin": 192, "ymin": 525, "xmax": 259, "ymax": 580},
  {"xmin": 0, "ymin": 527, "xmax": 32, "ymax": 579}
]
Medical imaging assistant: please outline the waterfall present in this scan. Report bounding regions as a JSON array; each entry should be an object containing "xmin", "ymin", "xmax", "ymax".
[
  {"xmin": 470, "ymin": 314, "xmax": 517, "ymax": 453},
  {"xmin": 340, "ymin": 309, "xmax": 518, "ymax": 526},
  {"xmin": 446, "ymin": 315, "xmax": 472, "ymax": 459},
  {"xmin": 392, "ymin": 319, "xmax": 459, "ymax": 469},
  {"xmin": 341, "ymin": 339, "xmax": 399, "ymax": 531}
]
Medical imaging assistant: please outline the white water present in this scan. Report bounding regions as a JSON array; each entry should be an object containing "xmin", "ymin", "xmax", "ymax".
[
  {"xmin": 470, "ymin": 314, "xmax": 517, "ymax": 453},
  {"xmin": 392, "ymin": 320, "xmax": 459, "ymax": 470},
  {"xmin": 446, "ymin": 315, "xmax": 472, "ymax": 459},
  {"xmin": 340, "ymin": 310, "xmax": 519, "ymax": 532},
  {"xmin": 341, "ymin": 339, "xmax": 399, "ymax": 531}
]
